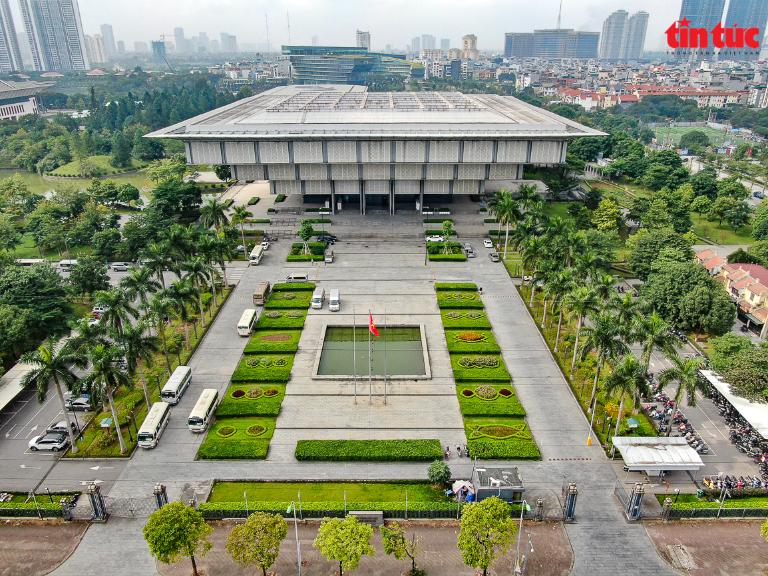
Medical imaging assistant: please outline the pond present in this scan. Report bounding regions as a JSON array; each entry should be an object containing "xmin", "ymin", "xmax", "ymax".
[{"xmin": 316, "ymin": 326, "xmax": 426, "ymax": 377}]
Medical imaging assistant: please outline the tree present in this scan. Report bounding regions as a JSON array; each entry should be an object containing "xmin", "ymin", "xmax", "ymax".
[
  {"xmin": 427, "ymin": 460, "xmax": 451, "ymax": 485},
  {"xmin": 716, "ymin": 176, "xmax": 749, "ymax": 201},
  {"xmin": 110, "ymin": 131, "xmax": 132, "ymax": 168},
  {"xmin": 708, "ymin": 333, "xmax": 754, "ymax": 373},
  {"xmin": 679, "ymin": 130, "xmax": 711, "ymax": 151},
  {"xmin": 690, "ymin": 195, "xmax": 711, "ymax": 215},
  {"xmin": 225, "ymin": 512, "xmax": 287, "ymax": 576},
  {"xmin": 381, "ymin": 521, "xmax": 422, "ymax": 576},
  {"xmin": 117, "ymin": 320, "xmax": 159, "ymax": 407},
  {"xmin": 117, "ymin": 183, "xmax": 141, "ymax": 205},
  {"xmin": 87, "ymin": 344, "xmax": 130, "ymax": 453},
  {"xmin": 604, "ymin": 354, "xmax": 650, "ymax": 448},
  {"xmin": 659, "ymin": 355, "xmax": 706, "ymax": 432},
  {"xmin": 120, "ymin": 266, "xmax": 161, "ymax": 307},
  {"xmin": 0, "ymin": 214, "xmax": 21, "ymax": 253},
  {"xmin": 146, "ymin": 156, "xmax": 187, "ymax": 184},
  {"xmin": 591, "ymin": 198, "xmax": 622, "ymax": 232},
  {"xmin": 213, "ymin": 165, "xmax": 231, "ymax": 181},
  {"xmin": 143, "ymin": 502, "xmax": 213, "ymax": 576},
  {"xmin": 20, "ymin": 338, "xmax": 86, "ymax": 453},
  {"xmin": 641, "ymin": 199, "xmax": 673, "ymax": 230},
  {"xmin": 749, "ymin": 240, "xmax": 768, "ymax": 266},
  {"xmin": 579, "ymin": 311, "xmax": 629, "ymax": 406},
  {"xmin": 441, "ymin": 219, "xmax": 456, "ymax": 255},
  {"xmin": 635, "ymin": 311, "xmax": 677, "ymax": 373},
  {"xmin": 722, "ymin": 344, "xmax": 768, "ymax": 403},
  {"xmin": 68, "ymin": 256, "xmax": 110, "ymax": 296},
  {"xmin": 709, "ymin": 196, "xmax": 738, "ymax": 226},
  {"xmin": 199, "ymin": 197, "xmax": 229, "ymax": 231},
  {"xmin": 93, "ymin": 288, "xmax": 137, "ymax": 337},
  {"xmin": 314, "ymin": 515, "xmax": 375, "ymax": 576},
  {"xmin": 231, "ymin": 205, "xmax": 250, "ymax": 252},
  {"xmin": 690, "ymin": 168, "xmax": 718, "ymax": 200},
  {"xmin": 298, "ymin": 221, "xmax": 314, "ymax": 255},
  {"xmin": 564, "ymin": 286, "xmax": 598, "ymax": 373},
  {"xmin": 132, "ymin": 136, "xmax": 165, "ymax": 161},
  {"xmin": 457, "ymin": 497, "xmax": 516, "ymax": 576},
  {"xmin": 627, "ymin": 229, "xmax": 693, "ymax": 280},
  {"xmin": 754, "ymin": 203, "xmax": 768, "ymax": 240}
]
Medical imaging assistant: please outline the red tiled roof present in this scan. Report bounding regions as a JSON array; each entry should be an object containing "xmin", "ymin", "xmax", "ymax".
[
  {"xmin": 731, "ymin": 263, "xmax": 768, "ymax": 286},
  {"xmin": 696, "ymin": 249, "xmax": 717, "ymax": 261},
  {"xmin": 733, "ymin": 278, "xmax": 754, "ymax": 290},
  {"xmin": 702, "ymin": 256, "xmax": 725, "ymax": 270}
]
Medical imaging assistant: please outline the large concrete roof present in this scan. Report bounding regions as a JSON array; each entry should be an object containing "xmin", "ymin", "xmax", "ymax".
[{"xmin": 146, "ymin": 84, "xmax": 605, "ymax": 140}]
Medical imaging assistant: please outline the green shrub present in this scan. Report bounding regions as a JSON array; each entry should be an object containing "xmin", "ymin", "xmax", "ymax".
[
  {"xmin": 275, "ymin": 194, "xmax": 287, "ymax": 202},
  {"xmin": 424, "ymin": 229, "xmax": 457, "ymax": 236},
  {"xmin": 287, "ymin": 254, "xmax": 324, "ymax": 262},
  {"xmin": 247, "ymin": 196, "xmax": 260, "ymax": 205},
  {"xmin": 264, "ymin": 291, "xmax": 312, "ymax": 309},
  {"xmin": 267, "ymin": 208, "xmax": 277, "ymax": 213},
  {"xmin": 231, "ymin": 355, "xmax": 295, "ymax": 382},
  {"xmin": 255, "ymin": 310, "xmax": 307, "ymax": 329},
  {"xmin": 305, "ymin": 218, "xmax": 332, "ymax": 224},
  {"xmin": 272, "ymin": 282, "xmax": 316, "ymax": 292},
  {"xmin": 436, "ymin": 292, "xmax": 484, "ymax": 309},
  {"xmin": 440, "ymin": 310, "xmax": 492, "ymax": 329},
  {"xmin": 423, "ymin": 218, "xmax": 453, "ymax": 223},
  {"xmin": 467, "ymin": 438, "xmax": 541, "ymax": 459},
  {"xmin": 450, "ymin": 354, "xmax": 510, "ymax": 382},
  {"xmin": 445, "ymin": 330, "xmax": 500, "ymax": 353},
  {"xmin": 428, "ymin": 254, "xmax": 467, "ymax": 261},
  {"xmin": 199, "ymin": 500, "xmax": 464, "ymax": 519},
  {"xmin": 244, "ymin": 330, "xmax": 301, "ymax": 354},
  {"xmin": 484, "ymin": 218, "xmax": 499, "ymax": 223},
  {"xmin": 0, "ymin": 502, "xmax": 63, "ymax": 518},
  {"xmin": 222, "ymin": 199, "xmax": 234, "ymax": 209},
  {"xmin": 216, "ymin": 384, "xmax": 285, "ymax": 417},
  {"xmin": 250, "ymin": 218, "xmax": 271, "ymax": 223},
  {"xmin": 198, "ymin": 438, "xmax": 270, "ymax": 459},
  {"xmin": 457, "ymin": 385, "xmax": 526, "ymax": 416},
  {"xmin": 295, "ymin": 440, "xmax": 443, "ymax": 462},
  {"xmin": 434, "ymin": 282, "xmax": 477, "ymax": 291}
]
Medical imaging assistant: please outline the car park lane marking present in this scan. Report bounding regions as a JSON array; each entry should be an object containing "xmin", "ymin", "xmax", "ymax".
[{"xmin": 12, "ymin": 394, "xmax": 56, "ymax": 439}]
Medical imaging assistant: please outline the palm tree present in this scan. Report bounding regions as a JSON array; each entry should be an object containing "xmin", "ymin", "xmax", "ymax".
[
  {"xmin": 231, "ymin": 205, "xmax": 250, "ymax": 253},
  {"xmin": 604, "ymin": 354, "xmax": 650, "ymax": 454},
  {"xmin": 573, "ymin": 249, "xmax": 604, "ymax": 283},
  {"xmin": 182, "ymin": 257, "xmax": 214, "ymax": 330},
  {"xmin": 564, "ymin": 286, "xmax": 598, "ymax": 374},
  {"xmin": 20, "ymin": 339, "xmax": 87, "ymax": 453},
  {"xmin": 142, "ymin": 242, "xmax": 173, "ymax": 290},
  {"xmin": 579, "ymin": 311, "xmax": 629, "ymax": 405},
  {"xmin": 117, "ymin": 320, "xmax": 159, "ymax": 408},
  {"xmin": 592, "ymin": 272, "xmax": 616, "ymax": 302},
  {"xmin": 163, "ymin": 280, "xmax": 197, "ymax": 357},
  {"xmin": 441, "ymin": 220, "xmax": 455, "ymax": 255},
  {"xmin": 610, "ymin": 292, "xmax": 639, "ymax": 342},
  {"xmin": 146, "ymin": 294, "xmax": 174, "ymax": 374},
  {"xmin": 489, "ymin": 190, "xmax": 520, "ymax": 259},
  {"xmin": 68, "ymin": 317, "xmax": 109, "ymax": 354},
  {"xmin": 200, "ymin": 197, "xmax": 229, "ymax": 231},
  {"xmin": 94, "ymin": 287, "xmax": 138, "ymax": 337},
  {"xmin": 549, "ymin": 269, "xmax": 574, "ymax": 352},
  {"xmin": 120, "ymin": 266, "xmax": 161, "ymax": 308},
  {"xmin": 635, "ymin": 312, "xmax": 678, "ymax": 374},
  {"xmin": 164, "ymin": 224, "xmax": 194, "ymax": 264},
  {"xmin": 659, "ymin": 355, "xmax": 705, "ymax": 436},
  {"xmin": 521, "ymin": 236, "xmax": 546, "ymax": 306},
  {"xmin": 88, "ymin": 344, "xmax": 130, "ymax": 454},
  {"xmin": 515, "ymin": 182, "xmax": 542, "ymax": 214},
  {"xmin": 197, "ymin": 234, "xmax": 222, "ymax": 304}
]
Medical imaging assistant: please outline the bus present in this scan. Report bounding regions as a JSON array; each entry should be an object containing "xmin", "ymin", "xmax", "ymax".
[
  {"xmin": 252, "ymin": 281, "xmax": 271, "ymax": 306},
  {"xmin": 15, "ymin": 259, "xmax": 47, "ymax": 267},
  {"xmin": 138, "ymin": 402, "xmax": 171, "ymax": 448},
  {"xmin": 237, "ymin": 308, "xmax": 258, "ymax": 336},
  {"xmin": 161, "ymin": 365, "xmax": 192, "ymax": 405},
  {"xmin": 58, "ymin": 259, "xmax": 78, "ymax": 271},
  {"xmin": 249, "ymin": 245, "xmax": 264, "ymax": 266},
  {"xmin": 187, "ymin": 389, "xmax": 219, "ymax": 433}
]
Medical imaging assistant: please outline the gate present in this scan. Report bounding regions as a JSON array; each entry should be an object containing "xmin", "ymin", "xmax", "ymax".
[{"xmin": 103, "ymin": 496, "xmax": 158, "ymax": 518}]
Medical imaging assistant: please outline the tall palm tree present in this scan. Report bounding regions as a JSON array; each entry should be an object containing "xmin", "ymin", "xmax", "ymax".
[
  {"xmin": 117, "ymin": 320, "xmax": 159, "ymax": 408},
  {"xmin": 163, "ymin": 280, "xmax": 197, "ymax": 355},
  {"xmin": 68, "ymin": 317, "xmax": 109, "ymax": 354},
  {"xmin": 231, "ymin": 205, "xmax": 250, "ymax": 253},
  {"xmin": 20, "ymin": 339, "xmax": 87, "ymax": 453},
  {"xmin": 142, "ymin": 242, "xmax": 173, "ymax": 290},
  {"xmin": 120, "ymin": 266, "xmax": 161, "ymax": 308},
  {"xmin": 549, "ymin": 269, "xmax": 575, "ymax": 352},
  {"xmin": 579, "ymin": 311, "xmax": 630, "ymax": 405},
  {"xmin": 564, "ymin": 286, "xmax": 598, "ymax": 374},
  {"xmin": 182, "ymin": 257, "xmax": 214, "ymax": 330},
  {"xmin": 604, "ymin": 354, "xmax": 650, "ymax": 454},
  {"xmin": 488, "ymin": 189, "xmax": 511, "ymax": 240},
  {"xmin": 197, "ymin": 234, "xmax": 222, "ymax": 305},
  {"xmin": 610, "ymin": 292, "xmax": 639, "ymax": 342},
  {"xmin": 592, "ymin": 272, "xmax": 616, "ymax": 302},
  {"xmin": 489, "ymin": 190, "xmax": 521, "ymax": 259},
  {"xmin": 659, "ymin": 355, "xmax": 705, "ymax": 436},
  {"xmin": 164, "ymin": 224, "xmax": 194, "ymax": 264},
  {"xmin": 146, "ymin": 294, "xmax": 174, "ymax": 374},
  {"xmin": 515, "ymin": 182, "xmax": 542, "ymax": 214},
  {"xmin": 200, "ymin": 197, "xmax": 229, "ymax": 231},
  {"xmin": 88, "ymin": 344, "xmax": 130, "ymax": 454},
  {"xmin": 573, "ymin": 249, "xmax": 604, "ymax": 283},
  {"xmin": 635, "ymin": 312, "xmax": 678, "ymax": 374},
  {"xmin": 521, "ymin": 236, "xmax": 547, "ymax": 306},
  {"xmin": 94, "ymin": 287, "xmax": 138, "ymax": 337}
]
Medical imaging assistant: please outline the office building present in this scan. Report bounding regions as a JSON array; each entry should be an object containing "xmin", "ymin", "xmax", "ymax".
[
  {"xmin": 504, "ymin": 32, "xmax": 534, "ymax": 58},
  {"xmin": 572, "ymin": 32, "xmax": 600, "ymax": 59},
  {"xmin": 440, "ymin": 38, "xmax": 450, "ymax": 51},
  {"xmin": 174, "ymin": 27, "xmax": 187, "ymax": 53},
  {"xmin": 676, "ymin": 0, "xmax": 726, "ymax": 60},
  {"xmin": 599, "ymin": 10, "xmax": 627, "ymax": 60},
  {"xmin": 0, "ymin": 0, "xmax": 23, "ymax": 72},
  {"xmin": 411, "ymin": 36, "xmax": 420, "ymax": 53},
  {"xmin": 197, "ymin": 32, "xmax": 210, "ymax": 52},
  {"xmin": 84, "ymin": 34, "xmax": 106, "ymax": 64},
  {"xmin": 220, "ymin": 32, "xmax": 237, "ymax": 52},
  {"xmin": 621, "ymin": 11, "xmax": 648, "ymax": 60},
  {"xmin": 20, "ymin": 0, "xmax": 89, "ymax": 71},
  {"xmin": 462, "ymin": 34, "xmax": 479, "ymax": 59},
  {"xmin": 147, "ymin": 84, "xmax": 603, "ymax": 215},
  {"xmin": 151, "ymin": 40, "xmax": 166, "ymax": 62},
  {"xmin": 721, "ymin": 0, "xmax": 768, "ymax": 60},
  {"xmin": 422, "ymin": 34, "xmax": 435, "ymax": 50},
  {"xmin": 356, "ymin": 30, "xmax": 370, "ymax": 49},
  {"xmin": 100, "ymin": 23, "xmax": 115, "ymax": 59},
  {"xmin": 283, "ymin": 45, "xmax": 410, "ymax": 84},
  {"xmin": 532, "ymin": 29, "xmax": 599, "ymax": 59},
  {"xmin": 116, "ymin": 40, "xmax": 125, "ymax": 53}
]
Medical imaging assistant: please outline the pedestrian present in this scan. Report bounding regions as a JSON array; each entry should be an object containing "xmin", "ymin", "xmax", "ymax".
[
  {"xmin": 456, "ymin": 445, "xmax": 462, "ymax": 457},
  {"xmin": 479, "ymin": 287, "xmax": 483, "ymax": 295},
  {"xmin": 445, "ymin": 445, "xmax": 451, "ymax": 459}
]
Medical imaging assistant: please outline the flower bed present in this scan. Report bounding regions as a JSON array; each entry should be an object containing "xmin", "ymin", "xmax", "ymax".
[
  {"xmin": 294, "ymin": 439, "xmax": 443, "ymax": 462},
  {"xmin": 264, "ymin": 291, "xmax": 313, "ymax": 309},
  {"xmin": 450, "ymin": 354, "xmax": 511, "ymax": 382},
  {"xmin": 436, "ymin": 291, "xmax": 484, "ymax": 309},
  {"xmin": 216, "ymin": 384, "xmax": 286, "ymax": 417},
  {"xmin": 434, "ymin": 282, "xmax": 477, "ymax": 291},
  {"xmin": 465, "ymin": 417, "xmax": 540, "ymax": 459},
  {"xmin": 456, "ymin": 384, "xmax": 526, "ymax": 416},
  {"xmin": 231, "ymin": 355, "xmax": 295, "ymax": 382},
  {"xmin": 440, "ymin": 310, "xmax": 492, "ymax": 329},
  {"xmin": 244, "ymin": 330, "xmax": 301, "ymax": 354},
  {"xmin": 445, "ymin": 330, "xmax": 501, "ymax": 353},
  {"xmin": 197, "ymin": 417, "xmax": 275, "ymax": 460},
  {"xmin": 254, "ymin": 310, "xmax": 307, "ymax": 329}
]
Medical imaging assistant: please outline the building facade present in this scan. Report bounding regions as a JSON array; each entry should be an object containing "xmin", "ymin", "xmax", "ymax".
[
  {"xmin": 677, "ymin": 0, "xmax": 726, "ymax": 60},
  {"xmin": 533, "ymin": 29, "xmax": 599, "ymax": 59},
  {"xmin": 84, "ymin": 33, "xmax": 105, "ymax": 64},
  {"xmin": 20, "ymin": 0, "xmax": 89, "ymax": 71},
  {"xmin": 151, "ymin": 40, "xmax": 166, "ymax": 63},
  {"xmin": 100, "ymin": 23, "xmax": 115, "ymax": 59},
  {"xmin": 0, "ymin": 0, "xmax": 22, "ymax": 72},
  {"xmin": 147, "ymin": 85, "xmax": 603, "ymax": 215},
  {"xmin": 462, "ymin": 34, "xmax": 479, "ymax": 60},
  {"xmin": 355, "ymin": 30, "xmax": 370, "ymax": 50},
  {"xmin": 621, "ymin": 11, "xmax": 648, "ymax": 60},
  {"xmin": 720, "ymin": 0, "xmax": 768, "ymax": 61},
  {"xmin": 220, "ymin": 32, "xmax": 238, "ymax": 52},
  {"xmin": 599, "ymin": 10, "xmax": 627, "ymax": 60},
  {"xmin": 0, "ymin": 79, "xmax": 52, "ymax": 120},
  {"xmin": 282, "ymin": 45, "xmax": 410, "ymax": 85},
  {"xmin": 504, "ymin": 32, "xmax": 534, "ymax": 58}
]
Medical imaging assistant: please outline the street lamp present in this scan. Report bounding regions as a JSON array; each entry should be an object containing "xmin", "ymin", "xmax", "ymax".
[
  {"xmin": 287, "ymin": 501, "xmax": 302, "ymax": 576},
  {"xmin": 514, "ymin": 499, "xmax": 527, "ymax": 574},
  {"xmin": 674, "ymin": 488, "xmax": 680, "ymax": 503}
]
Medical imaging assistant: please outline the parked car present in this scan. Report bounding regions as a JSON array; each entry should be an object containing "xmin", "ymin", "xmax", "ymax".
[
  {"xmin": 261, "ymin": 240, "xmax": 270, "ymax": 250},
  {"xmin": 425, "ymin": 235, "xmax": 445, "ymax": 243},
  {"xmin": 234, "ymin": 244, "xmax": 247, "ymax": 253},
  {"xmin": 28, "ymin": 432, "xmax": 69, "ymax": 452},
  {"xmin": 465, "ymin": 246, "xmax": 476, "ymax": 258},
  {"xmin": 110, "ymin": 262, "xmax": 131, "ymax": 272},
  {"xmin": 489, "ymin": 252, "xmax": 500, "ymax": 262},
  {"xmin": 483, "ymin": 238, "xmax": 494, "ymax": 249},
  {"xmin": 46, "ymin": 420, "xmax": 77, "ymax": 435},
  {"xmin": 65, "ymin": 396, "xmax": 92, "ymax": 412},
  {"xmin": 316, "ymin": 234, "xmax": 337, "ymax": 244},
  {"xmin": 92, "ymin": 305, "xmax": 109, "ymax": 315}
]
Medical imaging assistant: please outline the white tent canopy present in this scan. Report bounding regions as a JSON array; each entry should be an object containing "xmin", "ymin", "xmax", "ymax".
[
  {"xmin": 700, "ymin": 369, "xmax": 768, "ymax": 438},
  {"xmin": 612, "ymin": 436, "xmax": 705, "ymax": 473}
]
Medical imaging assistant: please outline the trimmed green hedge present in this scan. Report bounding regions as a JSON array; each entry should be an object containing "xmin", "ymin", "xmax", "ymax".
[
  {"xmin": 247, "ymin": 196, "xmax": 260, "ymax": 205},
  {"xmin": 423, "ymin": 218, "xmax": 454, "ymax": 223},
  {"xmin": 445, "ymin": 330, "xmax": 501, "ymax": 353},
  {"xmin": 450, "ymin": 354, "xmax": 510, "ymax": 382},
  {"xmin": 200, "ymin": 500, "xmax": 464, "ymax": 519},
  {"xmin": 467, "ymin": 438, "xmax": 541, "ymax": 459},
  {"xmin": 250, "ymin": 218, "xmax": 271, "ymax": 223},
  {"xmin": 429, "ymin": 253, "xmax": 467, "ymax": 262},
  {"xmin": 272, "ymin": 282, "xmax": 316, "ymax": 292},
  {"xmin": 231, "ymin": 355, "xmax": 295, "ymax": 382},
  {"xmin": 198, "ymin": 438, "xmax": 270, "ymax": 459},
  {"xmin": 244, "ymin": 330, "xmax": 301, "ymax": 354},
  {"xmin": 440, "ymin": 310, "xmax": 492, "ymax": 329},
  {"xmin": 305, "ymin": 218, "xmax": 332, "ymax": 224},
  {"xmin": 295, "ymin": 440, "xmax": 443, "ymax": 462},
  {"xmin": 425, "ymin": 229, "xmax": 457, "ymax": 236},
  {"xmin": 457, "ymin": 384, "xmax": 526, "ymax": 417},
  {"xmin": 275, "ymin": 194, "xmax": 287, "ymax": 202},
  {"xmin": 288, "ymin": 254, "xmax": 323, "ymax": 262},
  {"xmin": 264, "ymin": 291, "xmax": 312, "ymax": 309},
  {"xmin": 255, "ymin": 310, "xmax": 307, "ymax": 329},
  {"xmin": 434, "ymin": 282, "xmax": 477, "ymax": 291},
  {"xmin": 0, "ymin": 502, "xmax": 63, "ymax": 517},
  {"xmin": 436, "ymin": 292, "xmax": 484, "ymax": 309},
  {"xmin": 216, "ymin": 384, "xmax": 286, "ymax": 417}
]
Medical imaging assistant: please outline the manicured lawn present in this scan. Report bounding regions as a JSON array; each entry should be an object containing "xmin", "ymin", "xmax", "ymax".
[
  {"xmin": 450, "ymin": 354, "xmax": 511, "ymax": 382},
  {"xmin": 440, "ymin": 309, "xmax": 492, "ymax": 329},
  {"xmin": 12, "ymin": 232, "xmax": 94, "ymax": 260},
  {"xmin": 208, "ymin": 481, "xmax": 449, "ymax": 503},
  {"xmin": 197, "ymin": 417, "xmax": 275, "ymax": 460},
  {"xmin": 264, "ymin": 291, "xmax": 313, "ymax": 309},
  {"xmin": 243, "ymin": 330, "xmax": 301, "ymax": 354},
  {"xmin": 542, "ymin": 201, "xmax": 572, "ymax": 219},
  {"xmin": 691, "ymin": 213, "xmax": 753, "ymax": 245},
  {"xmin": 0, "ymin": 168, "xmax": 151, "ymax": 195},
  {"xmin": 254, "ymin": 309, "xmax": 307, "ymax": 330},
  {"xmin": 49, "ymin": 155, "xmax": 147, "ymax": 177},
  {"xmin": 295, "ymin": 439, "xmax": 443, "ymax": 462},
  {"xmin": 456, "ymin": 384, "xmax": 526, "ymax": 417},
  {"xmin": 216, "ymin": 384, "xmax": 285, "ymax": 417},
  {"xmin": 465, "ymin": 417, "xmax": 540, "ymax": 459},
  {"xmin": 231, "ymin": 354, "xmax": 295, "ymax": 382},
  {"xmin": 656, "ymin": 493, "xmax": 768, "ymax": 509},
  {"xmin": 436, "ymin": 291, "xmax": 484, "ymax": 309},
  {"xmin": 434, "ymin": 282, "xmax": 477, "ymax": 291},
  {"xmin": 444, "ymin": 329, "xmax": 501, "ymax": 353}
]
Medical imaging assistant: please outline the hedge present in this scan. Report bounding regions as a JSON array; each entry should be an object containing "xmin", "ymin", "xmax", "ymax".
[
  {"xmin": 272, "ymin": 282, "xmax": 316, "ymax": 292},
  {"xmin": 425, "ymin": 229, "xmax": 457, "ymax": 236},
  {"xmin": 423, "ymin": 218, "xmax": 454, "ymax": 224},
  {"xmin": 255, "ymin": 310, "xmax": 307, "ymax": 329},
  {"xmin": 247, "ymin": 196, "xmax": 260, "ymax": 205},
  {"xmin": 275, "ymin": 194, "xmax": 287, "ymax": 202},
  {"xmin": 429, "ymin": 254, "xmax": 467, "ymax": 261},
  {"xmin": 198, "ymin": 438, "xmax": 270, "ymax": 459},
  {"xmin": 456, "ymin": 384, "xmax": 526, "ymax": 417},
  {"xmin": 295, "ymin": 439, "xmax": 443, "ymax": 462},
  {"xmin": 467, "ymin": 438, "xmax": 541, "ymax": 459},
  {"xmin": 200, "ymin": 500, "xmax": 464, "ymax": 520},
  {"xmin": 250, "ymin": 218, "xmax": 271, "ymax": 223},
  {"xmin": 440, "ymin": 310, "xmax": 492, "ymax": 329},
  {"xmin": 231, "ymin": 355, "xmax": 295, "ymax": 382},
  {"xmin": 450, "ymin": 354, "xmax": 511, "ymax": 382},
  {"xmin": 434, "ymin": 282, "xmax": 477, "ymax": 291},
  {"xmin": 445, "ymin": 330, "xmax": 501, "ymax": 353},
  {"xmin": 287, "ymin": 254, "xmax": 323, "ymax": 262},
  {"xmin": 244, "ymin": 330, "xmax": 301, "ymax": 354},
  {"xmin": 436, "ymin": 292, "xmax": 484, "ymax": 309},
  {"xmin": 0, "ymin": 502, "xmax": 63, "ymax": 518},
  {"xmin": 305, "ymin": 218, "xmax": 332, "ymax": 224},
  {"xmin": 264, "ymin": 291, "xmax": 312, "ymax": 309},
  {"xmin": 216, "ymin": 384, "xmax": 286, "ymax": 417},
  {"xmin": 268, "ymin": 208, "xmax": 277, "ymax": 213}
]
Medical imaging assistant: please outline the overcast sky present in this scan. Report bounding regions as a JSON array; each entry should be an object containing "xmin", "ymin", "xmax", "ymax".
[{"xmin": 77, "ymin": 0, "xmax": 682, "ymax": 51}]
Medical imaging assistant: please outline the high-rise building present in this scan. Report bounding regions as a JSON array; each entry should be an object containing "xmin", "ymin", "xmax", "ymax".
[
  {"xmin": 220, "ymin": 32, "xmax": 238, "ymax": 52},
  {"xmin": 504, "ymin": 32, "xmax": 534, "ymax": 58},
  {"xmin": 440, "ymin": 38, "xmax": 450, "ymax": 51},
  {"xmin": 676, "ymin": 0, "xmax": 726, "ymax": 60},
  {"xmin": 100, "ymin": 23, "xmax": 115, "ymax": 59},
  {"xmin": 599, "ymin": 10, "xmax": 627, "ymax": 60},
  {"xmin": 0, "ymin": 0, "xmax": 23, "ymax": 72},
  {"xmin": 532, "ymin": 29, "xmax": 599, "ymax": 59},
  {"xmin": 282, "ymin": 45, "xmax": 410, "ymax": 84},
  {"xmin": 197, "ymin": 32, "xmax": 210, "ymax": 52},
  {"xmin": 355, "ymin": 30, "xmax": 370, "ymax": 49},
  {"xmin": 462, "ymin": 34, "xmax": 479, "ymax": 60},
  {"xmin": 20, "ymin": 0, "xmax": 89, "ymax": 71},
  {"xmin": 573, "ymin": 32, "xmax": 600, "ymax": 58},
  {"xmin": 721, "ymin": 0, "xmax": 768, "ymax": 60},
  {"xmin": 151, "ymin": 40, "xmax": 166, "ymax": 62},
  {"xmin": 421, "ymin": 34, "xmax": 435, "ymax": 50},
  {"xmin": 174, "ymin": 27, "xmax": 186, "ymax": 53},
  {"xmin": 411, "ymin": 36, "xmax": 420, "ymax": 53},
  {"xmin": 621, "ymin": 11, "xmax": 648, "ymax": 60},
  {"xmin": 116, "ymin": 40, "xmax": 124, "ymax": 53},
  {"xmin": 84, "ymin": 34, "xmax": 105, "ymax": 64}
]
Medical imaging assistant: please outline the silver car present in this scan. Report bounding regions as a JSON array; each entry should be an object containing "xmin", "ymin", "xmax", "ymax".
[
  {"xmin": 29, "ymin": 432, "xmax": 69, "ymax": 452},
  {"xmin": 46, "ymin": 420, "xmax": 77, "ymax": 435},
  {"xmin": 110, "ymin": 262, "xmax": 130, "ymax": 272}
]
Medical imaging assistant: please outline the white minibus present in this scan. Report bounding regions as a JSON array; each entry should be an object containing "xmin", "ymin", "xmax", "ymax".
[
  {"xmin": 138, "ymin": 402, "xmax": 171, "ymax": 448},
  {"xmin": 237, "ymin": 308, "xmax": 258, "ymax": 336},
  {"xmin": 249, "ymin": 245, "xmax": 264, "ymax": 266},
  {"xmin": 58, "ymin": 259, "xmax": 78, "ymax": 271},
  {"xmin": 311, "ymin": 287, "xmax": 325, "ymax": 309},
  {"xmin": 329, "ymin": 289, "xmax": 340, "ymax": 312},
  {"xmin": 187, "ymin": 389, "xmax": 219, "ymax": 433},
  {"xmin": 161, "ymin": 365, "xmax": 192, "ymax": 405}
]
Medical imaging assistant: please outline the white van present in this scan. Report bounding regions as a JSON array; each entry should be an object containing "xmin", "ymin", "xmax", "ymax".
[
  {"xmin": 58, "ymin": 259, "xmax": 78, "ymax": 271},
  {"xmin": 161, "ymin": 365, "xmax": 192, "ymax": 405},
  {"xmin": 311, "ymin": 287, "xmax": 325, "ymax": 309},
  {"xmin": 138, "ymin": 402, "xmax": 171, "ymax": 448},
  {"xmin": 329, "ymin": 289, "xmax": 340, "ymax": 312},
  {"xmin": 286, "ymin": 272, "xmax": 309, "ymax": 282},
  {"xmin": 187, "ymin": 389, "xmax": 218, "ymax": 433},
  {"xmin": 249, "ymin": 245, "xmax": 264, "ymax": 266},
  {"xmin": 237, "ymin": 308, "xmax": 258, "ymax": 336}
]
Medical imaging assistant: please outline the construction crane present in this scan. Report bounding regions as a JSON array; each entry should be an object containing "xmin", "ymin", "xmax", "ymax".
[{"xmin": 156, "ymin": 34, "xmax": 175, "ymax": 72}]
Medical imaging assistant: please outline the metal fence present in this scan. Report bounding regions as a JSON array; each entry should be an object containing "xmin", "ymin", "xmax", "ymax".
[{"xmin": 666, "ymin": 507, "xmax": 768, "ymax": 519}]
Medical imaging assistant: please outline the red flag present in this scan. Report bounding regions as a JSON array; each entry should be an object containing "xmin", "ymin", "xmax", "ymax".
[{"xmin": 368, "ymin": 312, "xmax": 379, "ymax": 337}]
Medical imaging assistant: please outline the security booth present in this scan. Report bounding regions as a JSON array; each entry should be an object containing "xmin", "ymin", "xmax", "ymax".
[
  {"xmin": 471, "ymin": 467, "xmax": 525, "ymax": 503},
  {"xmin": 611, "ymin": 436, "xmax": 705, "ymax": 477}
]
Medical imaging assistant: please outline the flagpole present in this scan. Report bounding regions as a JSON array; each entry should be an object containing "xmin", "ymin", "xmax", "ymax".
[
  {"xmin": 353, "ymin": 305, "xmax": 357, "ymax": 405},
  {"xmin": 384, "ymin": 306, "xmax": 388, "ymax": 405},
  {"xmin": 368, "ymin": 309, "xmax": 372, "ymax": 405}
]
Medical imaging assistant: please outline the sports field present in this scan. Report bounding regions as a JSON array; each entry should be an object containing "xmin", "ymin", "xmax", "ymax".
[{"xmin": 653, "ymin": 126, "xmax": 750, "ymax": 147}]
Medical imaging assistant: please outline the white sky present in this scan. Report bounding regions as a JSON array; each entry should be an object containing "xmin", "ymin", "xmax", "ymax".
[{"xmin": 76, "ymin": 0, "xmax": 682, "ymax": 51}]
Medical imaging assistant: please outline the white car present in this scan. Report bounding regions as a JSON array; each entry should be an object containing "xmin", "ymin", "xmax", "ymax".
[
  {"xmin": 29, "ymin": 432, "xmax": 69, "ymax": 452},
  {"xmin": 483, "ymin": 238, "xmax": 494, "ymax": 249},
  {"xmin": 47, "ymin": 420, "xmax": 77, "ymax": 435},
  {"xmin": 110, "ymin": 262, "xmax": 130, "ymax": 272},
  {"xmin": 92, "ymin": 304, "xmax": 109, "ymax": 315},
  {"xmin": 425, "ymin": 235, "xmax": 445, "ymax": 243},
  {"xmin": 261, "ymin": 240, "xmax": 270, "ymax": 250},
  {"xmin": 65, "ymin": 396, "xmax": 92, "ymax": 412},
  {"xmin": 234, "ymin": 245, "xmax": 247, "ymax": 253}
]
